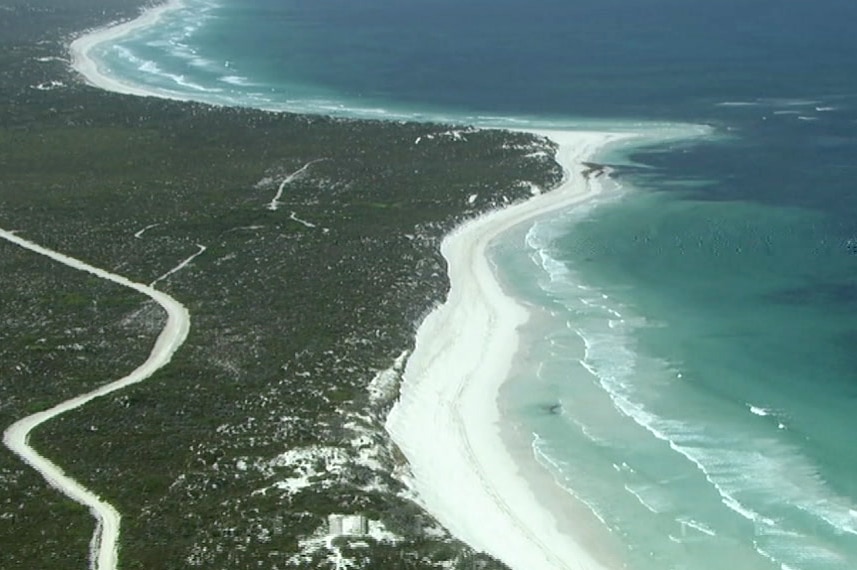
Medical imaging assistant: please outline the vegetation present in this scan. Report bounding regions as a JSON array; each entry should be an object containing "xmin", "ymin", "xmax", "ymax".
[{"xmin": 0, "ymin": 1, "xmax": 562, "ymax": 568}]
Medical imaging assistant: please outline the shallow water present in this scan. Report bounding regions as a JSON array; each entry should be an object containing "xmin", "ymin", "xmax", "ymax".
[{"xmin": 492, "ymin": 124, "xmax": 857, "ymax": 567}]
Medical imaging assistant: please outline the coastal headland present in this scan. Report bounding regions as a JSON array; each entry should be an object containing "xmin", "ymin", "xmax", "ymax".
[{"xmin": 1, "ymin": 1, "xmax": 641, "ymax": 569}]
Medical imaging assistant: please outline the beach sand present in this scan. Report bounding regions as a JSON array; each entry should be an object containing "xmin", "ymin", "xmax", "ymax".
[
  {"xmin": 69, "ymin": 0, "xmax": 186, "ymax": 99},
  {"xmin": 386, "ymin": 129, "xmax": 634, "ymax": 570}
]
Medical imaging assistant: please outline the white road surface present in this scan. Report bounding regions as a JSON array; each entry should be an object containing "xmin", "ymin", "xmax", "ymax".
[{"xmin": 1, "ymin": 228, "xmax": 191, "ymax": 570}]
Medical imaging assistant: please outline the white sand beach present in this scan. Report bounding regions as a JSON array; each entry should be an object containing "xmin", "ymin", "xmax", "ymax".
[
  {"xmin": 386, "ymin": 129, "xmax": 634, "ymax": 570},
  {"xmin": 69, "ymin": 0, "xmax": 185, "ymax": 98}
]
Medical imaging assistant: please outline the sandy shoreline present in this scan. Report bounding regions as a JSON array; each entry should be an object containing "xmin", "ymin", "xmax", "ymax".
[
  {"xmin": 69, "ymin": 0, "xmax": 186, "ymax": 99},
  {"xmin": 386, "ymin": 130, "xmax": 634, "ymax": 570}
]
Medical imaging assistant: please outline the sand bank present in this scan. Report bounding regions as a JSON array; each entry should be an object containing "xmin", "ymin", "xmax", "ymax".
[{"xmin": 386, "ymin": 129, "xmax": 633, "ymax": 570}]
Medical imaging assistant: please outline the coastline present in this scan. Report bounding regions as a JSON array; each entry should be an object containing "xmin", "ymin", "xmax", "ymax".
[
  {"xmin": 26, "ymin": 0, "xmax": 857, "ymax": 567},
  {"xmin": 69, "ymin": 0, "xmax": 187, "ymax": 99},
  {"xmin": 386, "ymin": 130, "xmax": 634, "ymax": 570},
  {"xmin": 65, "ymin": 4, "xmax": 633, "ymax": 567}
]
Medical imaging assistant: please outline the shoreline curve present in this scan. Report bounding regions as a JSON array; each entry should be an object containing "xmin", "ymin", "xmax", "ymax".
[
  {"xmin": 69, "ymin": 0, "xmax": 188, "ymax": 100},
  {"xmin": 1, "ymin": 228, "xmax": 191, "ymax": 570},
  {"xmin": 386, "ymin": 129, "xmax": 634, "ymax": 570}
]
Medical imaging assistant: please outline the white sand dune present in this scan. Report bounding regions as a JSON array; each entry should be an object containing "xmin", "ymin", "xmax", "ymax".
[
  {"xmin": 1, "ymin": 228, "xmax": 191, "ymax": 570},
  {"xmin": 386, "ymin": 130, "xmax": 633, "ymax": 570}
]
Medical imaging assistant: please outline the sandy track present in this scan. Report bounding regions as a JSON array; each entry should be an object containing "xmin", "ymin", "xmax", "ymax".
[
  {"xmin": 267, "ymin": 159, "xmax": 325, "ymax": 211},
  {"xmin": 150, "ymin": 244, "xmax": 206, "ymax": 287},
  {"xmin": 1, "ymin": 228, "xmax": 191, "ymax": 570}
]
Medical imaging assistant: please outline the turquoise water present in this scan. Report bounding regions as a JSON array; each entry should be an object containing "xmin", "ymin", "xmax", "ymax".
[
  {"xmin": 86, "ymin": 1, "xmax": 857, "ymax": 568},
  {"xmin": 496, "ymin": 177, "xmax": 857, "ymax": 569}
]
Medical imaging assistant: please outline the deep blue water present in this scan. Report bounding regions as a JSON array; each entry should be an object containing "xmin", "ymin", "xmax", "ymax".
[{"xmin": 86, "ymin": 1, "xmax": 857, "ymax": 568}]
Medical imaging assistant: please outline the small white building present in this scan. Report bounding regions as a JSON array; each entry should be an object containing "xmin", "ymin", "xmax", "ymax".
[{"xmin": 327, "ymin": 514, "xmax": 368, "ymax": 536}]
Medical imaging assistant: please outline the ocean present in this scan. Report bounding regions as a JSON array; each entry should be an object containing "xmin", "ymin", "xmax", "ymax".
[{"xmin": 85, "ymin": 0, "xmax": 857, "ymax": 568}]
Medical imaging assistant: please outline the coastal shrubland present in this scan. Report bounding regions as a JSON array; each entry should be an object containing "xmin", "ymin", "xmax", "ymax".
[{"xmin": 0, "ymin": 1, "xmax": 561, "ymax": 568}]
